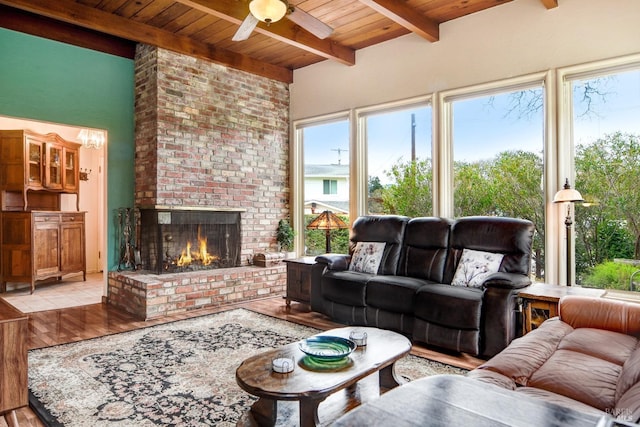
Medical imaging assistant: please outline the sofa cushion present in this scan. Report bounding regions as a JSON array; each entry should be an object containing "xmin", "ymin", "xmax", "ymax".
[
  {"xmin": 349, "ymin": 241, "xmax": 385, "ymax": 273},
  {"xmin": 366, "ymin": 275, "xmax": 432, "ymax": 314},
  {"xmin": 444, "ymin": 216, "xmax": 534, "ymax": 283},
  {"xmin": 529, "ymin": 347, "xmax": 622, "ymax": 411},
  {"xmin": 451, "ymin": 248, "xmax": 504, "ymax": 288},
  {"xmin": 398, "ymin": 217, "xmax": 451, "ymax": 283},
  {"xmin": 349, "ymin": 215, "xmax": 409, "ymax": 275},
  {"xmin": 321, "ymin": 270, "xmax": 372, "ymax": 306},
  {"xmin": 414, "ymin": 284, "xmax": 483, "ymax": 330}
]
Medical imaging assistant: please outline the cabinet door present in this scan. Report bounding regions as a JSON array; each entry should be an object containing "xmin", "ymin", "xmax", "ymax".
[
  {"xmin": 33, "ymin": 222, "xmax": 60, "ymax": 277},
  {"xmin": 45, "ymin": 143, "xmax": 63, "ymax": 190},
  {"xmin": 60, "ymin": 219, "xmax": 84, "ymax": 273},
  {"xmin": 0, "ymin": 213, "xmax": 32, "ymax": 281},
  {"xmin": 25, "ymin": 137, "xmax": 43, "ymax": 189},
  {"xmin": 63, "ymin": 146, "xmax": 79, "ymax": 192}
]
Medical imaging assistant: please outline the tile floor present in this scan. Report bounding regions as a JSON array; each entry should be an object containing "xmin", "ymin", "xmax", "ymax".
[{"xmin": 1, "ymin": 273, "xmax": 104, "ymax": 313}]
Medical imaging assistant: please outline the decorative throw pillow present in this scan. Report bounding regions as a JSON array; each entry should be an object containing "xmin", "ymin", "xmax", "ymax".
[
  {"xmin": 348, "ymin": 242, "xmax": 386, "ymax": 274},
  {"xmin": 451, "ymin": 248, "xmax": 504, "ymax": 288}
]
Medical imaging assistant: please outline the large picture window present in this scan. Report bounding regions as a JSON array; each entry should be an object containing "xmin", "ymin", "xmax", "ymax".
[
  {"xmin": 566, "ymin": 66, "xmax": 640, "ymax": 291},
  {"xmin": 447, "ymin": 82, "xmax": 546, "ymax": 280},
  {"xmin": 358, "ymin": 99, "xmax": 432, "ymax": 216},
  {"xmin": 298, "ymin": 118, "xmax": 350, "ymax": 256}
]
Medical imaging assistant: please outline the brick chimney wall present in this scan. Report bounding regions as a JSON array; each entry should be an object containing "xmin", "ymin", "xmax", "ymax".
[{"xmin": 133, "ymin": 44, "xmax": 290, "ymax": 260}]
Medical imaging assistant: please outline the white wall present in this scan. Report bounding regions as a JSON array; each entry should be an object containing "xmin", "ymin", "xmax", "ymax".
[{"xmin": 291, "ymin": 0, "xmax": 640, "ymax": 119}]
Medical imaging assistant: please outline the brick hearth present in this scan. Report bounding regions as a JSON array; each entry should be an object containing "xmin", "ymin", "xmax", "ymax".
[
  {"xmin": 106, "ymin": 44, "xmax": 291, "ymax": 318},
  {"xmin": 108, "ymin": 265, "xmax": 285, "ymax": 320}
]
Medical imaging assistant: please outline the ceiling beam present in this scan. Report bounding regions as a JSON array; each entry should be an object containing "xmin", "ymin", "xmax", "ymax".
[
  {"xmin": 541, "ymin": 0, "xmax": 559, "ymax": 8},
  {"xmin": 175, "ymin": 0, "xmax": 356, "ymax": 66},
  {"xmin": 0, "ymin": 0, "xmax": 293, "ymax": 83},
  {"xmin": 0, "ymin": 5, "xmax": 136, "ymax": 59},
  {"xmin": 357, "ymin": 0, "xmax": 439, "ymax": 42}
]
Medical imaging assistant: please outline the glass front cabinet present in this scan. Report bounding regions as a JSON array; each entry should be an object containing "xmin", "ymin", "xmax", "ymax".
[{"xmin": 0, "ymin": 130, "xmax": 81, "ymax": 211}]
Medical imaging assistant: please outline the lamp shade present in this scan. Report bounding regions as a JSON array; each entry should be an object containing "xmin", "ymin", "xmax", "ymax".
[
  {"xmin": 249, "ymin": 0, "xmax": 288, "ymax": 23},
  {"xmin": 306, "ymin": 210, "xmax": 348, "ymax": 230},
  {"xmin": 553, "ymin": 178, "xmax": 584, "ymax": 203}
]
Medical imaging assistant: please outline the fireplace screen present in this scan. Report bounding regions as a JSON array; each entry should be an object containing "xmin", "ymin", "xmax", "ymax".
[{"xmin": 139, "ymin": 209, "xmax": 241, "ymax": 274}]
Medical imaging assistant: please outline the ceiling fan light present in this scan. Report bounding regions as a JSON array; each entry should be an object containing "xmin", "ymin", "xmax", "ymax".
[{"xmin": 249, "ymin": 0, "xmax": 288, "ymax": 24}]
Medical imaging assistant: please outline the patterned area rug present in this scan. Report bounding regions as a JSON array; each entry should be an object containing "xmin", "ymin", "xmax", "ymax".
[{"xmin": 28, "ymin": 308, "xmax": 466, "ymax": 426}]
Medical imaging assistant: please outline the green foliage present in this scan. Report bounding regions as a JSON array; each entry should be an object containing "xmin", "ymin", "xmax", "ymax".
[
  {"xmin": 276, "ymin": 219, "xmax": 295, "ymax": 252},
  {"xmin": 581, "ymin": 261, "xmax": 640, "ymax": 291},
  {"xmin": 576, "ymin": 132, "xmax": 640, "ymax": 262},
  {"xmin": 378, "ymin": 159, "xmax": 433, "ymax": 216}
]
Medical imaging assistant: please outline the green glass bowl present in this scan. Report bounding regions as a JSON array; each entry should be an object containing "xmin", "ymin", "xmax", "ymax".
[{"xmin": 298, "ymin": 336, "xmax": 356, "ymax": 361}]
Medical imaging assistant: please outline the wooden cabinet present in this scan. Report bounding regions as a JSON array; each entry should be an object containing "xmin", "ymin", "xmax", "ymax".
[
  {"xmin": 283, "ymin": 257, "xmax": 315, "ymax": 307},
  {"xmin": 1, "ymin": 211, "xmax": 86, "ymax": 293},
  {"xmin": 0, "ymin": 130, "xmax": 80, "ymax": 211},
  {"xmin": 0, "ymin": 299, "xmax": 28, "ymax": 426}
]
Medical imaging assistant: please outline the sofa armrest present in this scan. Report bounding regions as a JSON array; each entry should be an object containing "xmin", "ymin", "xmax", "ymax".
[
  {"xmin": 315, "ymin": 254, "xmax": 351, "ymax": 271},
  {"xmin": 482, "ymin": 272, "xmax": 531, "ymax": 290}
]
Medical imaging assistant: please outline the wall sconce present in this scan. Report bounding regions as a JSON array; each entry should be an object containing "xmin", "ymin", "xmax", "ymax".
[{"xmin": 80, "ymin": 168, "xmax": 92, "ymax": 181}]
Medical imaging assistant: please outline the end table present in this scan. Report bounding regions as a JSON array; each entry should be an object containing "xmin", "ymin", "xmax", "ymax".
[
  {"xmin": 283, "ymin": 257, "xmax": 316, "ymax": 308},
  {"xmin": 519, "ymin": 283, "xmax": 606, "ymax": 334}
]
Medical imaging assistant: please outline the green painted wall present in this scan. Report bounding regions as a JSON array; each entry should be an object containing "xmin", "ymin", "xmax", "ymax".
[{"xmin": 0, "ymin": 27, "xmax": 135, "ymax": 271}]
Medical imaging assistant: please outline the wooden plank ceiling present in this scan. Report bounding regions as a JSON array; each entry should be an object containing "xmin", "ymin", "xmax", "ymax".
[{"xmin": 0, "ymin": 0, "xmax": 559, "ymax": 83}]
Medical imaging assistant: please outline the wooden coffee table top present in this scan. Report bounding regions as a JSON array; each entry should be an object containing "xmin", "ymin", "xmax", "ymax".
[{"xmin": 236, "ymin": 326, "xmax": 411, "ymax": 401}]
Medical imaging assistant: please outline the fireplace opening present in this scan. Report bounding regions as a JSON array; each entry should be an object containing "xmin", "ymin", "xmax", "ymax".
[{"xmin": 138, "ymin": 208, "xmax": 241, "ymax": 274}]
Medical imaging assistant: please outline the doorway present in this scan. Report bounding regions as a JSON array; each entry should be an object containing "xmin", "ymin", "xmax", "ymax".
[{"xmin": 0, "ymin": 115, "xmax": 106, "ymax": 307}]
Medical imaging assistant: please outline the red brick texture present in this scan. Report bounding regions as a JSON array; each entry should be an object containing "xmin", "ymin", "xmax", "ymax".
[{"xmin": 107, "ymin": 45, "xmax": 291, "ymax": 318}]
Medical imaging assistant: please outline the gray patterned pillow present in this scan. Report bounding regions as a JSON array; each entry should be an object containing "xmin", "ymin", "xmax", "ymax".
[
  {"xmin": 349, "ymin": 242, "xmax": 386, "ymax": 274},
  {"xmin": 451, "ymin": 248, "xmax": 504, "ymax": 288}
]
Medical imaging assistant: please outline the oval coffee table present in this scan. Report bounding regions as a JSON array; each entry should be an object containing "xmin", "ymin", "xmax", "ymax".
[{"xmin": 235, "ymin": 326, "xmax": 411, "ymax": 427}]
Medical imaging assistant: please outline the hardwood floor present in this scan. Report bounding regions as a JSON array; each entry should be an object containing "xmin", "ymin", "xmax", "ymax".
[{"xmin": 5, "ymin": 296, "xmax": 485, "ymax": 427}]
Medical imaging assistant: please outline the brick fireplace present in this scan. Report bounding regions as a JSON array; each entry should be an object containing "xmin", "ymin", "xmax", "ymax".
[{"xmin": 107, "ymin": 45, "xmax": 290, "ymax": 319}]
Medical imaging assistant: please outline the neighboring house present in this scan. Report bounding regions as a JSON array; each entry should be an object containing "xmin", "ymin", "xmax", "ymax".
[{"xmin": 304, "ymin": 164, "xmax": 349, "ymax": 215}]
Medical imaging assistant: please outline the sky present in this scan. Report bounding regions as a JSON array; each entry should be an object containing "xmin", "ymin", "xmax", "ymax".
[{"xmin": 303, "ymin": 69, "xmax": 640, "ymax": 184}]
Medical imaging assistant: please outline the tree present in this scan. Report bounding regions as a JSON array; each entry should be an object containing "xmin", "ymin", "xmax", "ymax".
[
  {"xmin": 576, "ymin": 132, "xmax": 640, "ymax": 261},
  {"xmin": 379, "ymin": 159, "xmax": 433, "ymax": 217}
]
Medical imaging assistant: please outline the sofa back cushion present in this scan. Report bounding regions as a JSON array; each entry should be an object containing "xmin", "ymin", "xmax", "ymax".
[
  {"xmin": 398, "ymin": 217, "xmax": 452, "ymax": 283},
  {"xmin": 444, "ymin": 216, "xmax": 535, "ymax": 283},
  {"xmin": 559, "ymin": 295, "xmax": 640, "ymax": 338},
  {"xmin": 350, "ymin": 215, "xmax": 409, "ymax": 275}
]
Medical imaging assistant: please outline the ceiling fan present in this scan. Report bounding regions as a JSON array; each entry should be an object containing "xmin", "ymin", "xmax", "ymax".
[{"xmin": 232, "ymin": 0, "xmax": 334, "ymax": 41}]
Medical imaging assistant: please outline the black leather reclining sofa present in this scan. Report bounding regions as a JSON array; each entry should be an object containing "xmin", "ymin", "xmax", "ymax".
[{"xmin": 310, "ymin": 215, "xmax": 535, "ymax": 357}]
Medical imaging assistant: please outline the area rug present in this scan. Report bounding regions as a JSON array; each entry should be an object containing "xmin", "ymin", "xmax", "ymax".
[{"xmin": 28, "ymin": 308, "xmax": 466, "ymax": 427}]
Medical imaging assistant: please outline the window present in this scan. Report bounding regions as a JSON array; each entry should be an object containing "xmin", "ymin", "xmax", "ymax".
[
  {"xmin": 446, "ymin": 81, "xmax": 546, "ymax": 280},
  {"xmin": 323, "ymin": 179, "xmax": 337, "ymax": 195},
  {"xmin": 296, "ymin": 116, "xmax": 350, "ymax": 256},
  {"xmin": 563, "ymin": 64, "xmax": 640, "ymax": 291},
  {"xmin": 357, "ymin": 98, "xmax": 432, "ymax": 216}
]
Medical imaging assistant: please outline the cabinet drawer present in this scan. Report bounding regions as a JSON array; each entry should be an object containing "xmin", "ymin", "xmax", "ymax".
[
  {"xmin": 61, "ymin": 213, "xmax": 84, "ymax": 222},
  {"xmin": 33, "ymin": 214, "xmax": 60, "ymax": 222}
]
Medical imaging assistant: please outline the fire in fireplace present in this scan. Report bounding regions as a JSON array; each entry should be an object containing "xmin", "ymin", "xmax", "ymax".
[{"xmin": 138, "ymin": 208, "xmax": 242, "ymax": 274}]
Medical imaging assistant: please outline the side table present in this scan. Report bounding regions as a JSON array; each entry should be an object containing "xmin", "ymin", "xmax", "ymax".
[
  {"xmin": 283, "ymin": 257, "xmax": 316, "ymax": 308},
  {"xmin": 519, "ymin": 283, "xmax": 606, "ymax": 334}
]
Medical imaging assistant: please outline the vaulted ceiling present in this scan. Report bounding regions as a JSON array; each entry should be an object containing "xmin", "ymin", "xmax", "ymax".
[{"xmin": 0, "ymin": 0, "xmax": 559, "ymax": 83}]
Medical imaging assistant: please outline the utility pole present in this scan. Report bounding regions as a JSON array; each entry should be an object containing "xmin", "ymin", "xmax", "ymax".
[{"xmin": 411, "ymin": 113, "xmax": 416, "ymax": 162}]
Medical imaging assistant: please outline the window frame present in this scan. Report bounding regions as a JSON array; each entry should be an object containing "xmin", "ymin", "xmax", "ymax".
[
  {"xmin": 292, "ymin": 53, "xmax": 640, "ymax": 287},
  {"xmin": 557, "ymin": 53, "xmax": 640, "ymax": 285}
]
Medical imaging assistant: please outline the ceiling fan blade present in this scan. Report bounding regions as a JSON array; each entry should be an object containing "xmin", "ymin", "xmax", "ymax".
[
  {"xmin": 287, "ymin": 7, "xmax": 333, "ymax": 39},
  {"xmin": 232, "ymin": 13, "xmax": 259, "ymax": 41}
]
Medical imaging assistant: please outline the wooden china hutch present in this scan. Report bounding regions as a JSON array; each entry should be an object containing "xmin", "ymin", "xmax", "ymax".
[{"xmin": 0, "ymin": 130, "xmax": 86, "ymax": 294}]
